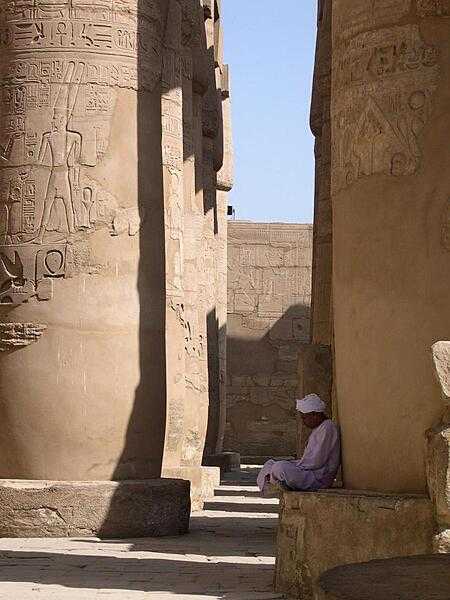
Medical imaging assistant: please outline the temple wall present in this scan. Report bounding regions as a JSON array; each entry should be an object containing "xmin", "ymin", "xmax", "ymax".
[
  {"xmin": 225, "ymin": 222, "xmax": 313, "ymax": 458},
  {"xmin": 331, "ymin": 0, "xmax": 450, "ymax": 493}
]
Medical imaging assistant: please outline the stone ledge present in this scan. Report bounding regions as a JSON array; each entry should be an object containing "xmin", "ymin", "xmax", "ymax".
[
  {"xmin": 0, "ymin": 479, "xmax": 190, "ymax": 539},
  {"xmin": 275, "ymin": 489, "xmax": 435, "ymax": 600},
  {"xmin": 319, "ymin": 555, "xmax": 450, "ymax": 600}
]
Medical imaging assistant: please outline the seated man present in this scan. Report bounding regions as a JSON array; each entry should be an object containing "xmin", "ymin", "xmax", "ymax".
[{"xmin": 257, "ymin": 394, "xmax": 340, "ymax": 492}]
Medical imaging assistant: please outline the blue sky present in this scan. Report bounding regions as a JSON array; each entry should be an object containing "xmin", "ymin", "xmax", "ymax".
[{"xmin": 221, "ymin": 1, "xmax": 317, "ymax": 224}]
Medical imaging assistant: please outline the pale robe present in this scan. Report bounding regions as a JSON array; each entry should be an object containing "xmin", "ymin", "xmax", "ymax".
[{"xmin": 257, "ymin": 419, "xmax": 340, "ymax": 492}]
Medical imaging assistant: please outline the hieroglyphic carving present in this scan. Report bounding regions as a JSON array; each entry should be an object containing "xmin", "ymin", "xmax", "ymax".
[
  {"xmin": 332, "ymin": 25, "xmax": 440, "ymax": 191},
  {"xmin": 162, "ymin": 0, "xmax": 184, "ymax": 297},
  {"xmin": 417, "ymin": 0, "xmax": 450, "ymax": 16},
  {"xmin": 0, "ymin": 322, "xmax": 46, "ymax": 350},
  {"xmin": 0, "ymin": 1, "xmax": 163, "ymax": 304}
]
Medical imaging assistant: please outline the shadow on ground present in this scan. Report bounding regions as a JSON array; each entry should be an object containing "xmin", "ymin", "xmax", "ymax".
[{"xmin": 0, "ymin": 467, "xmax": 282, "ymax": 599}]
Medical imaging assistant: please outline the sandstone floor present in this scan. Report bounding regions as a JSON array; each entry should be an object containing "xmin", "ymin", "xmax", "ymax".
[{"xmin": 0, "ymin": 466, "xmax": 284, "ymax": 599}]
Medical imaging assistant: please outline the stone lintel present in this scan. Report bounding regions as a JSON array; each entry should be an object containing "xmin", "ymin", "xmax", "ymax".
[
  {"xmin": 275, "ymin": 489, "xmax": 435, "ymax": 600},
  {"xmin": 0, "ymin": 479, "xmax": 190, "ymax": 539}
]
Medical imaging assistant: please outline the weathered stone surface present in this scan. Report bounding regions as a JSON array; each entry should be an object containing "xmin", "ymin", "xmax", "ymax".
[
  {"xmin": 328, "ymin": 0, "xmax": 450, "ymax": 493},
  {"xmin": 432, "ymin": 341, "xmax": 450, "ymax": 403},
  {"xmin": 162, "ymin": 466, "xmax": 220, "ymax": 512},
  {"xmin": 310, "ymin": 0, "xmax": 333, "ymax": 347},
  {"xmin": 0, "ymin": 323, "xmax": 47, "ymax": 351},
  {"xmin": 201, "ymin": 0, "xmax": 233, "ymax": 464},
  {"xmin": 0, "ymin": 0, "xmax": 169, "ymax": 484},
  {"xmin": 426, "ymin": 423, "xmax": 450, "ymax": 552},
  {"xmin": 226, "ymin": 222, "xmax": 313, "ymax": 458},
  {"xmin": 0, "ymin": 0, "xmax": 231, "ymax": 534},
  {"xmin": 275, "ymin": 490, "xmax": 434, "ymax": 600},
  {"xmin": 319, "ymin": 555, "xmax": 450, "ymax": 600},
  {"xmin": 0, "ymin": 479, "xmax": 190, "ymax": 539}
]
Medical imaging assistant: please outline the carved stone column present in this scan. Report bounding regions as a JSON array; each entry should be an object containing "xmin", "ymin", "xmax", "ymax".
[
  {"xmin": 331, "ymin": 0, "xmax": 450, "ymax": 492},
  {"xmin": 0, "ymin": 0, "xmax": 189, "ymax": 537},
  {"xmin": 299, "ymin": 0, "xmax": 335, "ymax": 461},
  {"xmin": 160, "ymin": 0, "xmax": 186, "ymax": 471},
  {"xmin": 161, "ymin": 0, "xmax": 221, "ymax": 510},
  {"xmin": 200, "ymin": 0, "xmax": 238, "ymax": 473}
]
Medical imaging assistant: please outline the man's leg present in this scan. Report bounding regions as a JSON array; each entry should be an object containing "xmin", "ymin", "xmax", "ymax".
[
  {"xmin": 271, "ymin": 461, "xmax": 318, "ymax": 491},
  {"xmin": 257, "ymin": 459, "xmax": 276, "ymax": 491},
  {"xmin": 35, "ymin": 189, "xmax": 55, "ymax": 243}
]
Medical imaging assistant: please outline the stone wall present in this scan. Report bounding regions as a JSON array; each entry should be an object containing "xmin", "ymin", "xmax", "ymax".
[{"xmin": 225, "ymin": 222, "xmax": 313, "ymax": 458}]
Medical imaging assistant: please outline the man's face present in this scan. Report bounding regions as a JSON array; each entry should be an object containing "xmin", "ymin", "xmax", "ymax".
[
  {"xmin": 52, "ymin": 113, "xmax": 66, "ymax": 132},
  {"xmin": 301, "ymin": 412, "xmax": 325, "ymax": 430}
]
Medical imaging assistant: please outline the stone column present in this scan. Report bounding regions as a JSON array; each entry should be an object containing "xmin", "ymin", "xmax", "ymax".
[
  {"xmin": 331, "ymin": 0, "xmax": 450, "ymax": 492},
  {"xmin": 161, "ymin": 0, "xmax": 186, "ymax": 471},
  {"xmin": 161, "ymin": 0, "xmax": 220, "ymax": 509},
  {"xmin": 0, "ymin": 0, "xmax": 189, "ymax": 538},
  {"xmin": 310, "ymin": 0, "xmax": 333, "ymax": 348},
  {"xmin": 200, "ymin": 1, "xmax": 238, "ymax": 472},
  {"xmin": 201, "ymin": 0, "xmax": 221, "ymax": 454},
  {"xmin": 299, "ymin": 0, "xmax": 334, "ymax": 459}
]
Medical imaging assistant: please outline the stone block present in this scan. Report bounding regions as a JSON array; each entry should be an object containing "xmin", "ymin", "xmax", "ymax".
[
  {"xmin": 0, "ymin": 479, "xmax": 190, "ymax": 539},
  {"xmin": 275, "ymin": 489, "xmax": 435, "ymax": 600},
  {"xmin": 426, "ymin": 424, "xmax": 450, "ymax": 551},
  {"xmin": 319, "ymin": 555, "xmax": 450, "ymax": 600},
  {"xmin": 162, "ymin": 466, "xmax": 220, "ymax": 512},
  {"xmin": 427, "ymin": 341, "xmax": 450, "ymax": 551},
  {"xmin": 432, "ymin": 341, "xmax": 450, "ymax": 403}
]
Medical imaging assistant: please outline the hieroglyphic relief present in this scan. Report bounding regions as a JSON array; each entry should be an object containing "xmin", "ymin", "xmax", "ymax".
[
  {"xmin": 0, "ymin": 1, "xmax": 163, "ymax": 304},
  {"xmin": 162, "ymin": 0, "xmax": 184, "ymax": 297},
  {"xmin": 417, "ymin": 0, "xmax": 450, "ymax": 16},
  {"xmin": 0, "ymin": 321, "xmax": 46, "ymax": 350},
  {"xmin": 332, "ymin": 25, "xmax": 440, "ymax": 192}
]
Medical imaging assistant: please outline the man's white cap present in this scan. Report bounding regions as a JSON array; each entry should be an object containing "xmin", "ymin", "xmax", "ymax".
[{"xmin": 296, "ymin": 394, "xmax": 326, "ymax": 414}]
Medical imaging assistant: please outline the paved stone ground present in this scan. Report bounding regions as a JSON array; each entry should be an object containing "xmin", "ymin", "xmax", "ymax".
[{"xmin": 0, "ymin": 466, "xmax": 284, "ymax": 600}]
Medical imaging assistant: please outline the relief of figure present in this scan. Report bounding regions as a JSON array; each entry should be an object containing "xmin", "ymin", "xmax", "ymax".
[{"xmin": 34, "ymin": 107, "xmax": 81, "ymax": 244}]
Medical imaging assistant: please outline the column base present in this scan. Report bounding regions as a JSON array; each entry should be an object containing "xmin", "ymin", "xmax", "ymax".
[
  {"xmin": 0, "ymin": 479, "xmax": 190, "ymax": 539},
  {"xmin": 203, "ymin": 452, "xmax": 241, "ymax": 473},
  {"xmin": 162, "ymin": 466, "xmax": 220, "ymax": 511},
  {"xmin": 275, "ymin": 489, "xmax": 435, "ymax": 599}
]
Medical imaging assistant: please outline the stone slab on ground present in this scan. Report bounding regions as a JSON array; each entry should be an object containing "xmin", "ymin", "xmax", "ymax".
[
  {"xmin": 0, "ymin": 466, "xmax": 284, "ymax": 600},
  {"xmin": 0, "ymin": 479, "xmax": 190, "ymax": 539},
  {"xmin": 319, "ymin": 555, "xmax": 450, "ymax": 600},
  {"xmin": 275, "ymin": 489, "xmax": 435, "ymax": 599}
]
